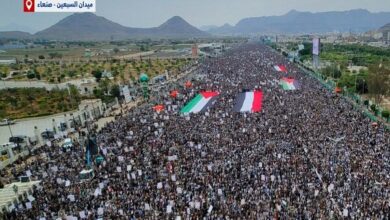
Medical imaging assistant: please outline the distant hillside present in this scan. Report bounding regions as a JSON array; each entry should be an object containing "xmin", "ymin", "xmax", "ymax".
[
  {"xmin": 0, "ymin": 23, "xmax": 37, "ymax": 34},
  {"xmin": 152, "ymin": 16, "xmax": 208, "ymax": 38},
  {"xmin": 208, "ymin": 23, "xmax": 235, "ymax": 35},
  {"xmin": 32, "ymin": 13, "xmax": 209, "ymax": 41},
  {"xmin": 0, "ymin": 31, "xmax": 33, "ymax": 39},
  {"xmin": 379, "ymin": 23, "xmax": 390, "ymax": 33},
  {"xmin": 209, "ymin": 9, "xmax": 390, "ymax": 35},
  {"xmin": 199, "ymin": 25, "xmax": 219, "ymax": 31},
  {"xmin": 35, "ymin": 13, "xmax": 131, "ymax": 41}
]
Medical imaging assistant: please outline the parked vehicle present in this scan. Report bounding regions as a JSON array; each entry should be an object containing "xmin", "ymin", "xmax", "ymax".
[
  {"xmin": 58, "ymin": 122, "xmax": 68, "ymax": 132},
  {"xmin": 9, "ymin": 136, "xmax": 28, "ymax": 144},
  {"xmin": 0, "ymin": 119, "xmax": 15, "ymax": 126},
  {"xmin": 41, "ymin": 131, "xmax": 55, "ymax": 140}
]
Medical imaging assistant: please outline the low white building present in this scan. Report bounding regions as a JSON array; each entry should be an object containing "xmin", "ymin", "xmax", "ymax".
[
  {"xmin": 78, "ymin": 99, "xmax": 104, "ymax": 121},
  {"xmin": 0, "ymin": 180, "xmax": 41, "ymax": 213},
  {"xmin": 0, "ymin": 143, "xmax": 30, "ymax": 170},
  {"xmin": 79, "ymin": 82, "xmax": 98, "ymax": 95},
  {"xmin": 0, "ymin": 58, "xmax": 16, "ymax": 65}
]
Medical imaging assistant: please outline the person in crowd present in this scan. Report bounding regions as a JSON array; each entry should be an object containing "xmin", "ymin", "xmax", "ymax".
[{"xmin": 4, "ymin": 44, "xmax": 389, "ymax": 219}]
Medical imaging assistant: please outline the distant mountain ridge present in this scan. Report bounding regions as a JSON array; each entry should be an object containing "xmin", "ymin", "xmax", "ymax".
[
  {"xmin": 0, "ymin": 23, "xmax": 37, "ymax": 34},
  {"xmin": 210, "ymin": 9, "xmax": 390, "ymax": 35},
  {"xmin": 153, "ymin": 16, "xmax": 208, "ymax": 38},
  {"xmin": 1, "ymin": 13, "xmax": 209, "ymax": 41},
  {"xmin": 0, "ymin": 31, "xmax": 33, "ymax": 39},
  {"xmin": 208, "ymin": 23, "xmax": 235, "ymax": 35},
  {"xmin": 199, "ymin": 25, "xmax": 219, "ymax": 31},
  {"xmin": 379, "ymin": 23, "xmax": 390, "ymax": 32},
  {"xmin": 2, "ymin": 9, "xmax": 390, "ymax": 40}
]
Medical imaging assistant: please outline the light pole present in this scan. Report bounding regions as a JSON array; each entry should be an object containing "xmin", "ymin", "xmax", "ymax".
[
  {"xmin": 70, "ymin": 113, "xmax": 76, "ymax": 130},
  {"xmin": 7, "ymin": 121, "xmax": 13, "ymax": 138},
  {"xmin": 52, "ymin": 119, "xmax": 57, "ymax": 134}
]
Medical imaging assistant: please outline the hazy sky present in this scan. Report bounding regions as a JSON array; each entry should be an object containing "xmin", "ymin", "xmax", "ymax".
[{"xmin": 1, "ymin": 0, "xmax": 390, "ymax": 33}]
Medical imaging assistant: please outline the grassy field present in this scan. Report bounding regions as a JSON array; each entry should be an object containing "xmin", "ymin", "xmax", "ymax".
[
  {"xmin": 0, "ymin": 88, "xmax": 79, "ymax": 120},
  {"xmin": 302, "ymin": 43, "xmax": 390, "ymax": 113},
  {"xmin": 319, "ymin": 44, "xmax": 390, "ymax": 67},
  {"xmin": 0, "ymin": 47, "xmax": 85, "ymax": 60},
  {"xmin": 0, "ymin": 57, "xmax": 192, "ymax": 83},
  {"xmin": 0, "ymin": 42, "xmax": 192, "ymax": 61},
  {"xmin": 0, "ymin": 40, "xmax": 196, "ymax": 84}
]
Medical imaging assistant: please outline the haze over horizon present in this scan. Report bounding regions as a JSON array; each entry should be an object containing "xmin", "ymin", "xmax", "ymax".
[{"xmin": 0, "ymin": 0, "xmax": 390, "ymax": 33}]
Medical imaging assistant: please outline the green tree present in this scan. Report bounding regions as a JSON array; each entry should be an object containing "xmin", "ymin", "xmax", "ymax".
[
  {"xmin": 370, "ymin": 104, "xmax": 377, "ymax": 112},
  {"xmin": 7, "ymin": 96, "xmax": 18, "ymax": 109},
  {"xmin": 356, "ymin": 78, "xmax": 368, "ymax": 94},
  {"xmin": 35, "ymin": 73, "xmax": 41, "ymax": 80},
  {"xmin": 298, "ymin": 43, "xmax": 312, "ymax": 56},
  {"xmin": 92, "ymin": 70, "xmax": 103, "ymax": 82},
  {"xmin": 119, "ymin": 72, "xmax": 125, "ymax": 84},
  {"xmin": 99, "ymin": 78, "xmax": 111, "ymax": 93},
  {"xmin": 67, "ymin": 70, "xmax": 76, "ymax": 78},
  {"xmin": 382, "ymin": 110, "xmax": 390, "ymax": 122},
  {"xmin": 48, "ymin": 52, "xmax": 63, "ymax": 59},
  {"xmin": 27, "ymin": 71, "xmax": 35, "ymax": 79},
  {"xmin": 322, "ymin": 65, "xmax": 341, "ymax": 79},
  {"xmin": 110, "ymin": 84, "xmax": 121, "ymax": 98},
  {"xmin": 367, "ymin": 65, "xmax": 390, "ymax": 104},
  {"xmin": 93, "ymin": 88, "xmax": 104, "ymax": 99},
  {"xmin": 0, "ymin": 103, "xmax": 7, "ymax": 119},
  {"xmin": 68, "ymin": 85, "xmax": 81, "ymax": 104}
]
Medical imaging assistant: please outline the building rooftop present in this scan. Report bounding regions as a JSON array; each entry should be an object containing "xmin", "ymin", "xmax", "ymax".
[{"xmin": 0, "ymin": 181, "xmax": 41, "ymax": 212}]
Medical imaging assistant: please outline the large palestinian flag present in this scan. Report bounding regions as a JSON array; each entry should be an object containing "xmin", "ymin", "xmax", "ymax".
[
  {"xmin": 274, "ymin": 65, "xmax": 287, "ymax": 73},
  {"xmin": 233, "ymin": 90, "xmax": 263, "ymax": 113},
  {"xmin": 280, "ymin": 77, "xmax": 299, "ymax": 90},
  {"xmin": 180, "ymin": 91, "xmax": 219, "ymax": 113}
]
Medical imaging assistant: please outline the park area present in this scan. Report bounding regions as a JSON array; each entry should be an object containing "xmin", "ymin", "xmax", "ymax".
[
  {"xmin": 0, "ymin": 40, "xmax": 195, "ymax": 84},
  {"xmin": 0, "ymin": 87, "xmax": 80, "ymax": 120},
  {"xmin": 295, "ymin": 43, "xmax": 390, "ymax": 117}
]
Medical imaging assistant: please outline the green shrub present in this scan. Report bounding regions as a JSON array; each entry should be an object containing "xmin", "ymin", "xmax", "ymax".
[{"xmin": 382, "ymin": 110, "xmax": 390, "ymax": 120}]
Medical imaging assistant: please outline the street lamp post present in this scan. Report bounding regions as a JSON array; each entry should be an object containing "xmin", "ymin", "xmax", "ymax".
[
  {"xmin": 70, "ymin": 113, "xmax": 77, "ymax": 130},
  {"xmin": 7, "ymin": 121, "xmax": 13, "ymax": 138},
  {"xmin": 52, "ymin": 119, "xmax": 57, "ymax": 134}
]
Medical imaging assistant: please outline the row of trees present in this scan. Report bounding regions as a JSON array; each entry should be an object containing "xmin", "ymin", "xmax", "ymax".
[
  {"xmin": 0, "ymin": 57, "xmax": 188, "ymax": 83},
  {"xmin": 324, "ymin": 64, "xmax": 389, "ymax": 104},
  {"xmin": 0, "ymin": 87, "xmax": 81, "ymax": 119},
  {"xmin": 366, "ymin": 65, "xmax": 390, "ymax": 104},
  {"xmin": 92, "ymin": 78, "xmax": 121, "ymax": 104}
]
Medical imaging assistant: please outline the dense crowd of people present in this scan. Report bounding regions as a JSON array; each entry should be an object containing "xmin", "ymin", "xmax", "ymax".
[{"xmin": 2, "ymin": 44, "xmax": 389, "ymax": 219}]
